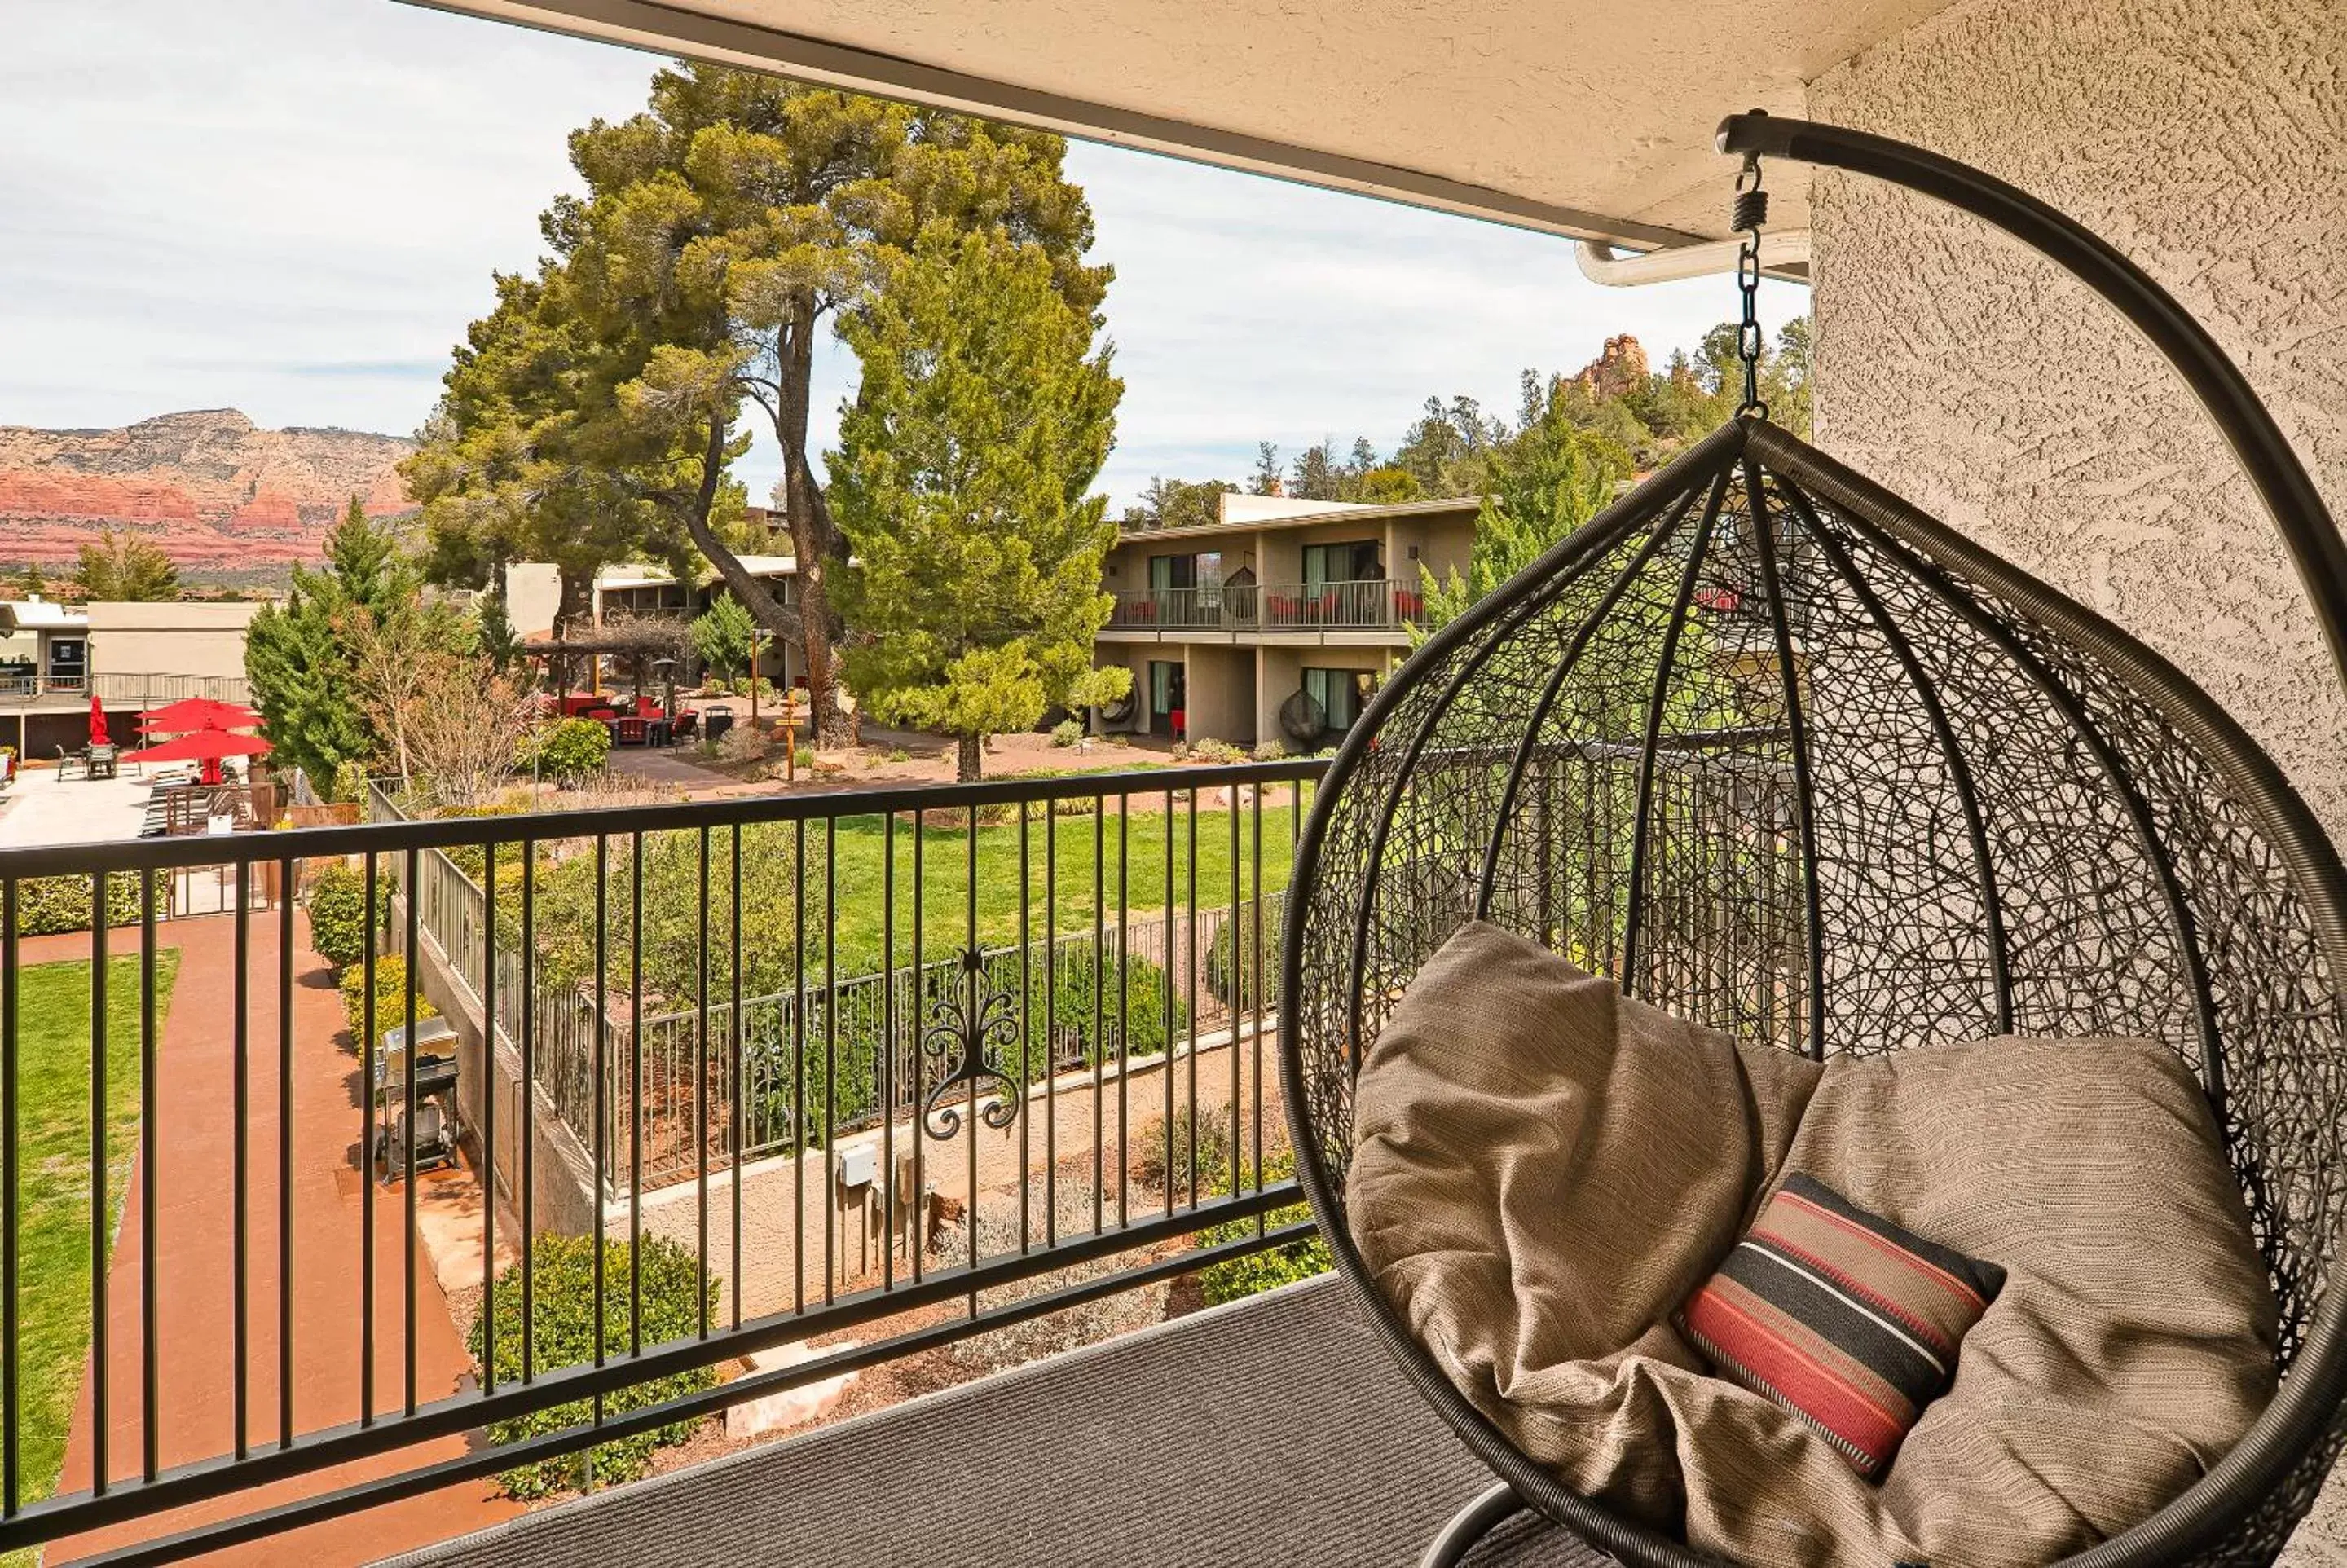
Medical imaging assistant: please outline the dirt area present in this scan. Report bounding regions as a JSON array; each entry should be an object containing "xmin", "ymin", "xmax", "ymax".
[{"xmin": 522, "ymin": 1150, "xmax": 1244, "ymax": 1508}]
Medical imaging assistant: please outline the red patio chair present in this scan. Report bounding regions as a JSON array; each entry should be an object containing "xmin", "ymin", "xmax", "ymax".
[{"xmin": 616, "ymin": 717, "xmax": 649, "ymax": 747}]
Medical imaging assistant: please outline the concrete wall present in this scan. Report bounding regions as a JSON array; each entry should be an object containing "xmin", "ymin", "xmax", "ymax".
[
  {"xmin": 623, "ymin": 1032, "xmax": 1287, "ymax": 1319},
  {"xmin": 1183, "ymin": 645, "xmax": 1257, "ymax": 747},
  {"xmin": 1806, "ymin": 0, "xmax": 2347, "ymax": 844},
  {"xmin": 1388, "ymin": 513, "xmax": 1477, "ymax": 591},
  {"xmin": 86, "ymin": 601, "xmax": 258, "ymax": 680},
  {"xmin": 393, "ymin": 888, "xmax": 605, "ymax": 1240},
  {"xmin": 1255, "ymin": 644, "xmax": 1391, "ymax": 749}
]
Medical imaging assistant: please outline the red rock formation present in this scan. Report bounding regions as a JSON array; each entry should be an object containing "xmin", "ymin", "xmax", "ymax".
[
  {"xmin": 0, "ymin": 409, "xmax": 415, "ymax": 569},
  {"xmin": 1568, "ymin": 334, "xmax": 1651, "ymax": 403}
]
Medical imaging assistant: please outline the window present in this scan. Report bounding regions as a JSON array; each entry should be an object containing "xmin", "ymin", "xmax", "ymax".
[
  {"xmin": 1303, "ymin": 665, "xmax": 1375, "ymax": 732},
  {"xmin": 1148, "ymin": 659, "xmax": 1186, "ymax": 718},
  {"xmin": 1301, "ymin": 540, "xmax": 1382, "ymax": 588},
  {"xmin": 1148, "ymin": 554, "xmax": 1198, "ymax": 591}
]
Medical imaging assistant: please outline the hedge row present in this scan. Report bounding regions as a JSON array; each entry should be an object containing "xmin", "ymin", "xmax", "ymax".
[{"xmin": 13, "ymin": 873, "xmax": 145, "ymax": 936}]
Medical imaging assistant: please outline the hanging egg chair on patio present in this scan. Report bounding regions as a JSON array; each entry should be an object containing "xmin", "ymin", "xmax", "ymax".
[{"xmin": 1278, "ymin": 114, "xmax": 2347, "ymax": 1568}]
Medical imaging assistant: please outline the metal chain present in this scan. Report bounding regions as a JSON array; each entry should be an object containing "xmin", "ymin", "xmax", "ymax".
[{"xmin": 1733, "ymin": 152, "xmax": 1769, "ymax": 421}]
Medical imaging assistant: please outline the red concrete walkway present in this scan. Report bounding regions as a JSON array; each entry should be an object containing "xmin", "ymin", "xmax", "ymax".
[{"xmin": 25, "ymin": 914, "xmax": 522, "ymax": 1564}]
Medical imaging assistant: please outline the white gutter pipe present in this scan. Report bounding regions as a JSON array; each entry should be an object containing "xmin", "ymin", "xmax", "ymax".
[{"xmin": 1574, "ymin": 231, "xmax": 1812, "ymax": 286}]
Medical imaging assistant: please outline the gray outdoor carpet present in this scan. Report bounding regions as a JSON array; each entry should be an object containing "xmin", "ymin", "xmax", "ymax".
[{"xmin": 377, "ymin": 1275, "xmax": 1612, "ymax": 1568}]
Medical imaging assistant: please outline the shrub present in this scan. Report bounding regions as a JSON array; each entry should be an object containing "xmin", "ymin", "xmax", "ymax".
[
  {"xmin": 1134, "ymin": 1104, "xmax": 1235, "ymax": 1197},
  {"xmin": 339, "ymin": 955, "xmax": 438, "ymax": 1048},
  {"xmin": 1028, "ymin": 944, "xmax": 1185, "ymax": 1071},
  {"xmin": 1203, "ymin": 895, "xmax": 1284, "ymax": 1014},
  {"xmin": 305, "ymin": 861, "xmax": 379, "ymax": 968},
  {"xmin": 1183, "ymin": 737, "xmax": 1248, "ymax": 765},
  {"xmin": 1249, "ymin": 739, "xmax": 1288, "ymax": 762},
  {"xmin": 332, "ymin": 757, "xmax": 372, "ymax": 807},
  {"xmin": 17, "ymin": 873, "xmax": 143, "ymax": 936},
  {"xmin": 714, "ymin": 724, "xmax": 766, "ymax": 765},
  {"xmin": 522, "ymin": 718, "xmax": 611, "ymax": 786},
  {"xmin": 1194, "ymin": 1153, "xmax": 1328, "ymax": 1306},
  {"xmin": 469, "ymin": 1234, "xmax": 720, "ymax": 1499},
  {"xmin": 1049, "ymin": 719, "xmax": 1085, "ymax": 748}
]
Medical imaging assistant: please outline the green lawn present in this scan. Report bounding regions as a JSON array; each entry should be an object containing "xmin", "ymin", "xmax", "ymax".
[
  {"xmin": 528, "ymin": 788, "xmax": 1314, "ymax": 1003},
  {"xmin": 10, "ymin": 951, "xmax": 176, "ymax": 1517}
]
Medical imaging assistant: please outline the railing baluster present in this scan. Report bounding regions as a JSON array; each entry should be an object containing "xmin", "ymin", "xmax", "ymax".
[
  {"xmin": 1230, "ymin": 786, "xmax": 1242, "ymax": 1200},
  {"xmin": 1252, "ymin": 787, "xmax": 1266, "ymax": 1196},
  {"xmin": 729, "ymin": 825, "xmax": 743, "ymax": 1334},
  {"xmin": 823, "ymin": 818, "xmax": 838, "ymax": 1304},
  {"xmin": 1153, "ymin": 789, "xmax": 1166, "ymax": 1220},
  {"xmin": 398, "ymin": 849, "xmax": 415, "ymax": 1423},
  {"xmin": 629, "ymin": 831, "xmax": 644, "ymax": 1359},
  {"xmin": 900, "ymin": 813, "xmax": 913, "ymax": 1287},
  {"xmin": 238, "ymin": 862, "xmax": 254, "ymax": 1451},
  {"xmin": 520, "ymin": 838, "xmax": 536, "ymax": 1383},
  {"xmin": 1017, "ymin": 809, "xmax": 1031, "ymax": 1255},
  {"xmin": 139, "ymin": 869, "xmax": 157, "ymax": 1483},
  {"xmin": 482, "ymin": 840, "xmax": 498, "ymax": 1394},
  {"xmin": 2, "ymin": 877, "xmax": 16, "ymax": 1515},
  {"xmin": 1044, "ymin": 808, "xmax": 1057, "ymax": 1250},
  {"xmin": 796, "ymin": 818, "xmax": 810, "ymax": 1314},
  {"xmin": 90, "ymin": 874, "xmax": 108, "ymax": 1495},
  {"xmin": 1090, "ymin": 799, "xmax": 1103, "ymax": 1235},
  {"xmin": 695, "ymin": 826, "xmax": 710, "ymax": 1340},
  {"xmin": 875, "ymin": 813, "xmax": 887, "ymax": 1298},
  {"xmin": 281, "ymin": 857, "xmax": 297, "ymax": 1446},
  {"xmin": 1186, "ymin": 793, "xmax": 1200, "ymax": 1211},
  {"xmin": 964, "ymin": 805, "xmax": 980, "ymax": 1307},
  {"xmin": 591, "ymin": 834, "xmax": 607, "ymax": 1427}
]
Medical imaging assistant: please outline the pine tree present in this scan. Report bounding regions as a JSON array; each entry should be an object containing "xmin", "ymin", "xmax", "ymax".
[
  {"xmin": 244, "ymin": 497, "xmax": 419, "ymax": 782},
  {"xmin": 689, "ymin": 591, "xmax": 756, "ymax": 691},
  {"xmin": 552, "ymin": 64, "xmax": 1111, "ymax": 747},
  {"xmin": 830, "ymin": 231, "xmax": 1126, "ymax": 780},
  {"xmin": 73, "ymin": 528, "xmax": 180, "ymax": 601}
]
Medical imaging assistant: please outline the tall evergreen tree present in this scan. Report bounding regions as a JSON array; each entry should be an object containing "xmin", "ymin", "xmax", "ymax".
[
  {"xmin": 554, "ymin": 65, "xmax": 1110, "ymax": 746},
  {"xmin": 244, "ymin": 498, "xmax": 416, "ymax": 782},
  {"xmin": 830, "ymin": 231, "xmax": 1126, "ymax": 780}
]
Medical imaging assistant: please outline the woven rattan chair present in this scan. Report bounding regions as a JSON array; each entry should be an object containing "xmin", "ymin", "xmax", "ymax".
[{"xmin": 1279, "ymin": 117, "xmax": 2347, "ymax": 1567}]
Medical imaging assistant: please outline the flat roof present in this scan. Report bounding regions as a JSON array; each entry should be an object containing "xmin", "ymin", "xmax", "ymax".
[
  {"xmin": 1117, "ymin": 495, "xmax": 1480, "ymax": 544},
  {"xmin": 595, "ymin": 555, "xmax": 797, "ymax": 590}
]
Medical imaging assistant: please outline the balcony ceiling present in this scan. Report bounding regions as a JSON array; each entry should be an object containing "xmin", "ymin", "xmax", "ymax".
[{"xmin": 412, "ymin": 0, "xmax": 1963, "ymax": 248}]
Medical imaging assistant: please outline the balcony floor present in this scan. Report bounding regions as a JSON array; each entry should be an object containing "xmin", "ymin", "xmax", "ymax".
[{"xmin": 380, "ymin": 1275, "xmax": 1602, "ymax": 1567}]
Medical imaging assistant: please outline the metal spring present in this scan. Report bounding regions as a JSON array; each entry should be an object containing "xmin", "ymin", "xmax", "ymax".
[{"xmin": 1731, "ymin": 187, "xmax": 1769, "ymax": 233}]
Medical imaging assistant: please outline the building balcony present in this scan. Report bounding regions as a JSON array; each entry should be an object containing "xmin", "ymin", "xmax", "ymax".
[
  {"xmin": 0, "ymin": 671, "xmax": 253, "ymax": 711},
  {"xmin": 1103, "ymin": 579, "xmax": 1429, "ymax": 641},
  {"xmin": 0, "ymin": 759, "xmax": 1409, "ymax": 1566}
]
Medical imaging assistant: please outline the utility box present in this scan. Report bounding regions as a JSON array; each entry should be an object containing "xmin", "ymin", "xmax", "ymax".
[{"xmin": 837, "ymin": 1143, "xmax": 876, "ymax": 1191}]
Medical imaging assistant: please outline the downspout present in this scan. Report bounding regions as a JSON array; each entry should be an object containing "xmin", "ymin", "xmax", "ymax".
[{"xmin": 1574, "ymin": 231, "xmax": 1812, "ymax": 286}]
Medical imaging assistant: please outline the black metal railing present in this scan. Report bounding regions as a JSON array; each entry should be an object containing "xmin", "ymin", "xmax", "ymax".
[{"xmin": 0, "ymin": 760, "xmax": 1321, "ymax": 1561}]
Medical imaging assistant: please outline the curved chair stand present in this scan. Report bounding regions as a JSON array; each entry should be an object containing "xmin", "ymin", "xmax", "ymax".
[{"xmin": 1280, "ymin": 117, "xmax": 2347, "ymax": 1568}]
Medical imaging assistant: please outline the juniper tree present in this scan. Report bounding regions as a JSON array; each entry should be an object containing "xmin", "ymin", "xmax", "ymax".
[{"xmin": 829, "ymin": 231, "xmax": 1126, "ymax": 780}]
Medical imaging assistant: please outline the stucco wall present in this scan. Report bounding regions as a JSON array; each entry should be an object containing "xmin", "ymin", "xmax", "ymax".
[
  {"xmin": 86, "ymin": 601, "xmax": 259, "ymax": 681},
  {"xmin": 1806, "ymin": 0, "xmax": 2347, "ymax": 846}
]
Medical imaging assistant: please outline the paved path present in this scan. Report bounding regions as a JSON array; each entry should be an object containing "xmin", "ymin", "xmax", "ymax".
[
  {"xmin": 0, "ymin": 770, "xmax": 152, "ymax": 848},
  {"xmin": 23, "ymin": 914, "xmax": 521, "ymax": 1565}
]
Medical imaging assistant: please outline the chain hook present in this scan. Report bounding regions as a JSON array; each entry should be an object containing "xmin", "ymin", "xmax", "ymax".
[{"xmin": 1731, "ymin": 125, "xmax": 1769, "ymax": 421}]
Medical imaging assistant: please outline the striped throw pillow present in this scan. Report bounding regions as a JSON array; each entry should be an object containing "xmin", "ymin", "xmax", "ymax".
[{"xmin": 1677, "ymin": 1174, "xmax": 2006, "ymax": 1478}]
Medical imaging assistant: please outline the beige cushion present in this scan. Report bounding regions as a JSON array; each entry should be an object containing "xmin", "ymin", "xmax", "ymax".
[{"xmin": 1348, "ymin": 921, "xmax": 2279, "ymax": 1568}]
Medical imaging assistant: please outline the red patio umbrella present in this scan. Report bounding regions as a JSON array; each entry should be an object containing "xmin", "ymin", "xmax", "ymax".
[
  {"xmin": 139, "ymin": 695, "xmax": 262, "ymax": 736},
  {"xmin": 138, "ymin": 728, "xmax": 271, "ymax": 786},
  {"xmin": 88, "ymin": 694, "xmax": 109, "ymax": 747}
]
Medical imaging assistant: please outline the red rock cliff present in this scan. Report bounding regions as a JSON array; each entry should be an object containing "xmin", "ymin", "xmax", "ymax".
[{"xmin": 0, "ymin": 408, "xmax": 414, "ymax": 568}]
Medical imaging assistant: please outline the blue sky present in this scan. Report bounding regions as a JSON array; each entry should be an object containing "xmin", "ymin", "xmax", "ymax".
[{"xmin": 0, "ymin": 0, "xmax": 1805, "ymax": 512}]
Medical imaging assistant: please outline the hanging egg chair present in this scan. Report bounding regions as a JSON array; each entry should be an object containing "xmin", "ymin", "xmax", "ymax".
[{"xmin": 1279, "ymin": 115, "xmax": 2347, "ymax": 1567}]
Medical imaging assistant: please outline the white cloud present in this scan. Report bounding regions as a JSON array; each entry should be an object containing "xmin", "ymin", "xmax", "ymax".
[{"xmin": 0, "ymin": 0, "xmax": 1803, "ymax": 512}]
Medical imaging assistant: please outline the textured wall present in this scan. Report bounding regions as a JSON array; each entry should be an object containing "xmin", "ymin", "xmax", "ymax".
[{"xmin": 1807, "ymin": 0, "xmax": 2347, "ymax": 846}]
